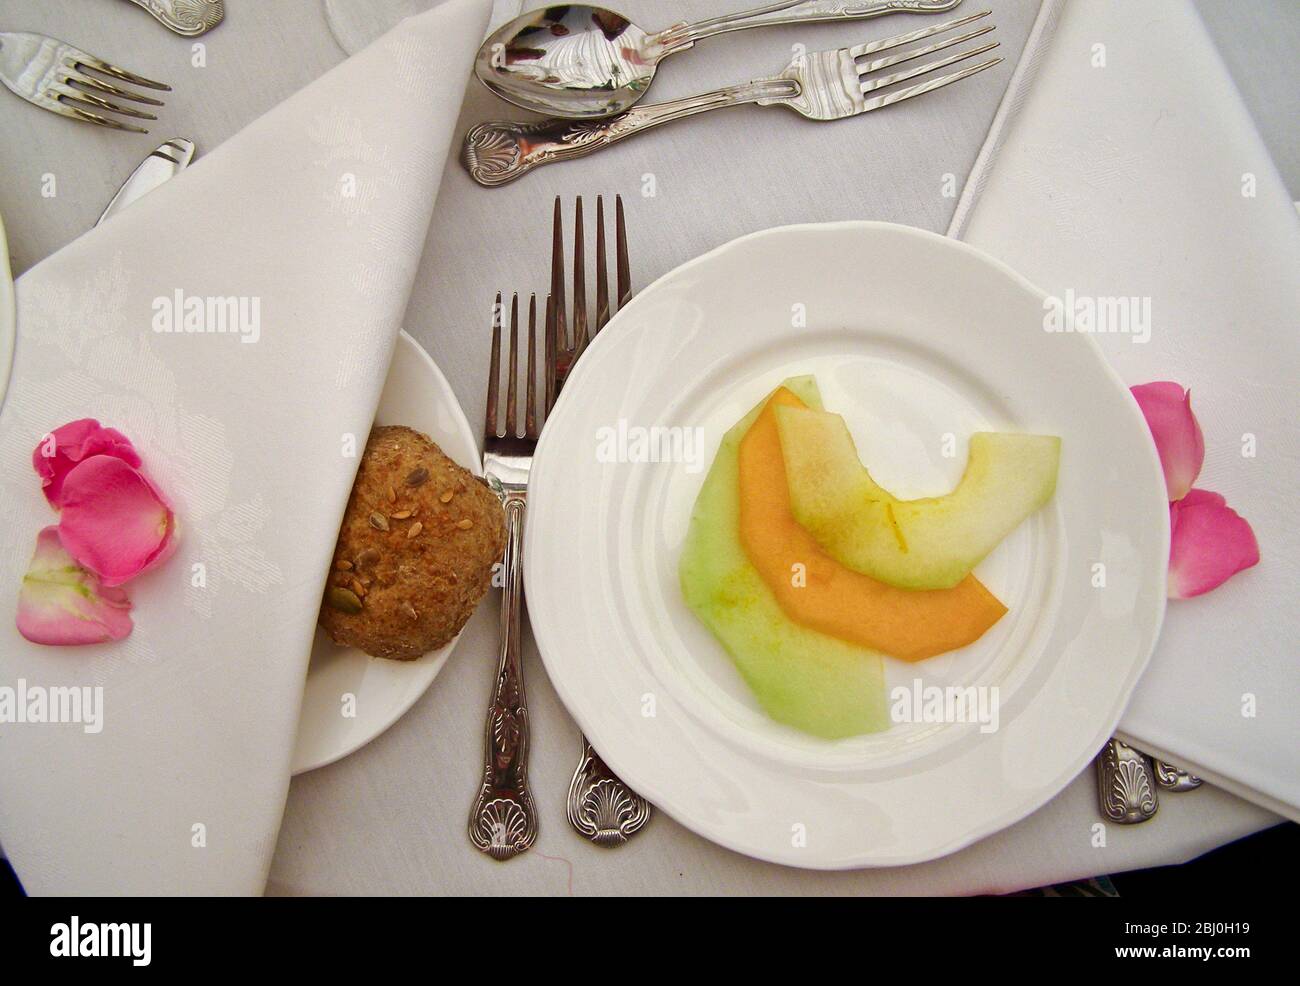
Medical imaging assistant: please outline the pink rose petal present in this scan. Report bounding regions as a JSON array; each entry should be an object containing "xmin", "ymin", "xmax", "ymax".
[
  {"xmin": 1178, "ymin": 488, "xmax": 1225, "ymax": 510},
  {"xmin": 33, "ymin": 418, "xmax": 141, "ymax": 508},
  {"xmin": 1168, "ymin": 488, "xmax": 1260, "ymax": 599},
  {"xmin": 57, "ymin": 455, "xmax": 177, "ymax": 587},
  {"xmin": 1131, "ymin": 382, "xmax": 1205, "ymax": 501},
  {"xmin": 16, "ymin": 527, "xmax": 133, "ymax": 645}
]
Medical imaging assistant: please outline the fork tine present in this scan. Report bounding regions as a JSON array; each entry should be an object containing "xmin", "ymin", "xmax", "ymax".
[
  {"xmin": 848, "ymin": 9, "xmax": 990, "ymax": 61},
  {"xmin": 861, "ymin": 40, "xmax": 1000, "ymax": 95},
  {"xmin": 857, "ymin": 24, "xmax": 995, "ymax": 79},
  {"xmin": 41, "ymin": 99, "xmax": 149, "ymax": 133},
  {"xmin": 67, "ymin": 73, "xmax": 166, "ymax": 107},
  {"xmin": 550, "ymin": 197, "xmax": 567, "ymax": 351},
  {"xmin": 615, "ymin": 195, "xmax": 631, "ymax": 311},
  {"xmin": 55, "ymin": 87, "xmax": 157, "ymax": 121},
  {"xmin": 572, "ymin": 196, "xmax": 588, "ymax": 357},
  {"xmin": 860, "ymin": 56, "xmax": 1003, "ymax": 114},
  {"xmin": 545, "ymin": 294, "xmax": 557, "ymax": 412},
  {"xmin": 485, "ymin": 293, "xmax": 501, "ymax": 440},
  {"xmin": 595, "ymin": 195, "xmax": 610, "ymax": 334},
  {"xmin": 66, "ymin": 52, "xmax": 171, "ymax": 91},
  {"xmin": 506, "ymin": 294, "xmax": 519, "ymax": 438},
  {"xmin": 525, "ymin": 295, "xmax": 539, "ymax": 438}
]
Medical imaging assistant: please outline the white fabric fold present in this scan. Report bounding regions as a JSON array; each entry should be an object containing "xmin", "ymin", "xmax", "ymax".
[
  {"xmin": 960, "ymin": 0, "xmax": 1300, "ymax": 818},
  {"xmin": 0, "ymin": 0, "xmax": 492, "ymax": 895}
]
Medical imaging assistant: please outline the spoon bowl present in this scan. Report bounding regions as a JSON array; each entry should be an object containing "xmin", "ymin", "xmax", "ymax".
[{"xmin": 475, "ymin": 4, "xmax": 664, "ymax": 119}]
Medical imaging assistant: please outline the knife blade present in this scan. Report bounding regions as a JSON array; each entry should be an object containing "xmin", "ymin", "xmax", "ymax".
[{"xmin": 95, "ymin": 138, "xmax": 196, "ymax": 227}]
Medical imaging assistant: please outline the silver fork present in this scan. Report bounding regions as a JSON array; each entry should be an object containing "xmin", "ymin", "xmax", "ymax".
[
  {"xmin": 549, "ymin": 196, "xmax": 653, "ymax": 846},
  {"xmin": 464, "ymin": 9, "xmax": 1001, "ymax": 186},
  {"xmin": 0, "ymin": 32, "xmax": 169, "ymax": 133},
  {"xmin": 547, "ymin": 194, "xmax": 631, "ymax": 408},
  {"xmin": 469, "ymin": 293, "xmax": 542, "ymax": 860}
]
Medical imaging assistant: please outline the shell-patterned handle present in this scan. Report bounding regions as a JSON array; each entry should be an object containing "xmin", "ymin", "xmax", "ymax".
[
  {"xmin": 462, "ymin": 116, "xmax": 642, "ymax": 188},
  {"xmin": 566, "ymin": 735, "xmax": 652, "ymax": 846},
  {"xmin": 462, "ymin": 80, "xmax": 796, "ymax": 187},
  {"xmin": 127, "ymin": 0, "xmax": 226, "ymax": 37},
  {"xmin": 1096, "ymin": 739, "xmax": 1159, "ymax": 824}
]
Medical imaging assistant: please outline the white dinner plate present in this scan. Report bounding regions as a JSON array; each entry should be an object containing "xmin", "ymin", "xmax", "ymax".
[
  {"xmin": 525, "ymin": 222, "xmax": 1169, "ymax": 868},
  {"xmin": 292, "ymin": 330, "xmax": 479, "ymax": 774},
  {"xmin": 0, "ymin": 210, "xmax": 15, "ymax": 410}
]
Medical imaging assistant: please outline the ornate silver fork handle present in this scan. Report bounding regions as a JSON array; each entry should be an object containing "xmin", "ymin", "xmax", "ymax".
[
  {"xmin": 567, "ymin": 735, "xmax": 652, "ymax": 846},
  {"xmin": 468, "ymin": 493, "xmax": 538, "ymax": 859},
  {"xmin": 463, "ymin": 79, "xmax": 799, "ymax": 187},
  {"xmin": 124, "ymin": 0, "xmax": 226, "ymax": 36}
]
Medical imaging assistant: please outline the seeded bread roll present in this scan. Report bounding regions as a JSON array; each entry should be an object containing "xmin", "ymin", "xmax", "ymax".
[{"xmin": 319, "ymin": 425, "xmax": 505, "ymax": 660}]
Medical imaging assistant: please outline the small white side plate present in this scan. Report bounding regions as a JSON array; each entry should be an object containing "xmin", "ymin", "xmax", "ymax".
[{"xmin": 291, "ymin": 330, "xmax": 479, "ymax": 775}]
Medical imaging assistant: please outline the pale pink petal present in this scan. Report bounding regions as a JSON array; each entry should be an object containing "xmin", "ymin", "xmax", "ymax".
[
  {"xmin": 32, "ymin": 418, "xmax": 141, "ymax": 508},
  {"xmin": 1168, "ymin": 488, "xmax": 1260, "ymax": 599},
  {"xmin": 16, "ymin": 527, "xmax": 133, "ymax": 645},
  {"xmin": 57, "ymin": 455, "xmax": 177, "ymax": 586},
  {"xmin": 1131, "ymin": 382, "xmax": 1204, "ymax": 501}
]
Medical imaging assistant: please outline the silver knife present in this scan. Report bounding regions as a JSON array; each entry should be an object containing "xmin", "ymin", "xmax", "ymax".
[
  {"xmin": 96, "ymin": 138, "xmax": 196, "ymax": 227},
  {"xmin": 123, "ymin": 0, "xmax": 226, "ymax": 37}
]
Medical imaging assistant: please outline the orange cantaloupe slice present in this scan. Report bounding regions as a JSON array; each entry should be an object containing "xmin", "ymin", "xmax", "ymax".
[{"xmin": 737, "ymin": 387, "xmax": 1007, "ymax": 662}]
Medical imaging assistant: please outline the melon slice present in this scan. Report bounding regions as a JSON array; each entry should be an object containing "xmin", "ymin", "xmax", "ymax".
[
  {"xmin": 738, "ymin": 388, "xmax": 1006, "ymax": 661},
  {"xmin": 679, "ymin": 377, "xmax": 889, "ymax": 739},
  {"xmin": 775, "ymin": 405, "xmax": 1060, "ymax": 591}
]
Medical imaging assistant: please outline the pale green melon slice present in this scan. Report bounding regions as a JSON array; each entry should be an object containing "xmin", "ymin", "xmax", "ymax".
[
  {"xmin": 679, "ymin": 377, "xmax": 889, "ymax": 739},
  {"xmin": 775, "ymin": 405, "xmax": 1060, "ymax": 591}
]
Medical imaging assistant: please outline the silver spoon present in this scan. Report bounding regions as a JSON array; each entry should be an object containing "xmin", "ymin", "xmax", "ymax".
[{"xmin": 475, "ymin": 0, "xmax": 964, "ymax": 118}]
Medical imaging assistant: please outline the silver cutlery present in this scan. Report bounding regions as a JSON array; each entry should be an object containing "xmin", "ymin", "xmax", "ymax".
[
  {"xmin": 477, "ymin": 0, "xmax": 963, "ymax": 118},
  {"xmin": 1095, "ymin": 735, "xmax": 1203, "ymax": 824},
  {"xmin": 1153, "ymin": 758, "xmax": 1203, "ymax": 792},
  {"xmin": 0, "ymin": 32, "xmax": 170, "ymax": 133},
  {"xmin": 464, "ymin": 9, "xmax": 1000, "ymax": 187},
  {"xmin": 97, "ymin": 138, "xmax": 195, "ymax": 224},
  {"xmin": 550, "ymin": 195, "xmax": 652, "ymax": 846},
  {"xmin": 1096, "ymin": 738, "xmax": 1159, "ymax": 825},
  {"xmin": 547, "ymin": 195, "xmax": 630, "ymax": 405},
  {"xmin": 123, "ymin": 0, "xmax": 226, "ymax": 37},
  {"xmin": 469, "ymin": 293, "xmax": 544, "ymax": 860}
]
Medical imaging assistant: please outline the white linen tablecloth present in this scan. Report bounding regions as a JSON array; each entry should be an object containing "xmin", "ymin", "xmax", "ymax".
[
  {"xmin": 0, "ymin": 0, "xmax": 1286, "ymax": 895},
  {"xmin": 285, "ymin": 0, "xmax": 1282, "ymax": 894}
]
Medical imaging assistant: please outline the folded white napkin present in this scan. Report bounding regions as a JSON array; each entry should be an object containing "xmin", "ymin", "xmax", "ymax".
[
  {"xmin": 0, "ymin": 0, "xmax": 492, "ymax": 895},
  {"xmin": 959, "ymin": 0, "xmax": 1300, "ymax": 818}
]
